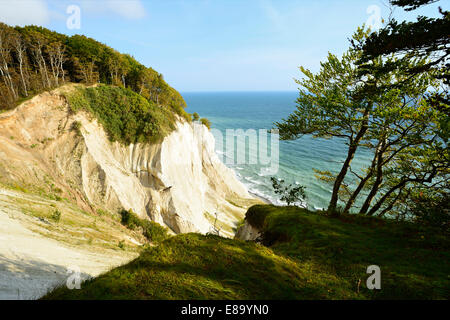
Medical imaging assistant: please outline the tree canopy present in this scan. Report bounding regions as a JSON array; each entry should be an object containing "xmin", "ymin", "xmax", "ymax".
[
  {"xmin": 275, "ymin": 27, "xmax": 448, "ymax": 226},
  {"xmin": 354, "ymin": 0, "xmax": 449, "ymax": 140},
  {"xmin": 0, "ymin": 23, "xmax": 186, "ymax": 114}
]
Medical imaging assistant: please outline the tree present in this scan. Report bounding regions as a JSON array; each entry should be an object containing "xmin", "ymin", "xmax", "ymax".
[
  {"xmin": 276, "ymin": 27, "xmax": 445, "ymax": 217},
  {"xmin": 276, "ymin": 28, "xmax": 373, "ymax": 214},
  {"xmin": 0, "ymin": 23, "xmax": 188, "ymax": 116},
  {"xmin": 12, "ymin": 33, "xmax": 29, "ymax": 96},
  {"xmin": 192, "ymin": 112, "xmax": 200, "ymax": 121},
  {"xmin": 0, "ymin": 23, "xmax": 18, "ymax": 101},
  {"xmin": 47, "ymin": 41, "xmax": 66, "ymax": 86},
  {"xmin": 27, "ymin": 30, "xmax": 52, "ymax": 89},
  {"xmin": 271, "ymin": 177, "xmax": 306, "ymax": 206},
  {"xmin": 200, "ymin": 118, "xmax": 211, "ymax": 129},
  {"xmin": 355, "ymin": 0, "xmax": 449, "ymax": 139},
  {"xmin": 353, "ymin": 93, "xmax": 444, "ymax": 216}
]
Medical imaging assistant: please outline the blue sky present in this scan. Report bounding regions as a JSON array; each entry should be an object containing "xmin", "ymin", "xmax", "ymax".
[{"xmin": 0, "ymin": 0, "xmax": 444, "ymax": 91}]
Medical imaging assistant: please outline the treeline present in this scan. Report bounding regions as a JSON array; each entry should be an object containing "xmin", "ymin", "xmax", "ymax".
[{"xmin": 0, "ymin": 23, "xmax": 186, "ymax": 112}]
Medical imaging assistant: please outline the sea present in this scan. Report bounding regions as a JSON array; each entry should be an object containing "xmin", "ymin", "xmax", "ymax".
[{"xmin": 184, "ymin": 92, "xmax": 372, "ymax": 210}]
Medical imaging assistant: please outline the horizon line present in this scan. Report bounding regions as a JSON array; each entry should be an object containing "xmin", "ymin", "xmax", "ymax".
[{"xmin": 180, "ymin": 90, "xmax": 298, "ymax": 93}]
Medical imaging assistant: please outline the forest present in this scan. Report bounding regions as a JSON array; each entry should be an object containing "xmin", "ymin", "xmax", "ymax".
[{"xmin": 0, "ymin": 23, "xmax": 186, "ymax": 113}]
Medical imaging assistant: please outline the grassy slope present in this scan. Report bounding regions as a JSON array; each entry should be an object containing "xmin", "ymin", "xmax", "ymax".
[{"xmin": 43, "ymin": 205, "xmax": 450, "ymax": 300}]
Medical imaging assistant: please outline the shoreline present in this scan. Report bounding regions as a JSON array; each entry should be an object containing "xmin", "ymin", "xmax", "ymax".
[{"xmin": 249, "ymin": 190, "xmax": 272, "ymax": 205}]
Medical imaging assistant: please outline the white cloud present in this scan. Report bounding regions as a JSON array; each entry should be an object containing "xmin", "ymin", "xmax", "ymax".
[
  {"xmin": 0, "ymin": 0, "xmax": 50, "ymax": 26},
  {"xmin": 106, "ymin": 0, "xmax": 146, "ymax": 19},
  {"xmin": 76, "ymin": 0, "xmax": 146, "ymax": 20}
]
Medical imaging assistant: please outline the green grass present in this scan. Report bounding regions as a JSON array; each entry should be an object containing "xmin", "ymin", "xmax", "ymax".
[
  {"xmin": 64, "ymin": 85, "xmax": 177, "ymax": 144},
  {"xmin": 249, "ymin": 205, "xmax": 450, "ymax": 300},
  {"xmin": 43, "ymin": 205, "xmax": 450, "ymax": 300}
]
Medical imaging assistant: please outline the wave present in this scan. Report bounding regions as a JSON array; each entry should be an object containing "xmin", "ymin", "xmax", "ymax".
[{"xmin": 243, "ymin": 176, "xmax": 264, "ymax": 186}]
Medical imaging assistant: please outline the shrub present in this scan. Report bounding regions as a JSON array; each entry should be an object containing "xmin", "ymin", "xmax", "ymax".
[
  {"xmin": 120, "ymin": 209, "xmax": 169, "ymax": 244},
  {"xmin": 200, "ymin": 117, "xmax": 211, "ymax": 129},
  {"xmin": 192, "ymin": 112, "xmax": 200, "ymax": 121},
  {"xmin": 271, "ymin": 177, "xmax": 306, "ymax": 206},
  {"xmin": 245, "ymin": 205, "xmax": 273, "ymax": 229},
  {"xmin": 171, "ymin": 102, "xmax": 191, "ymax": 122},
  {"xmin": 142, "ymin": 221, "xmax": 170, "ymax": 243},
  {"xmin": 120, "ymin": 209, "xmax": 140, "ymax": 229},
  {"xmin": 411, "ymin": 193, "xmax": 450, "ymax": 232},
  {"xmin": 72, "ymin": 121, "xmax": 82, "ymax": 135},
  {"xmin": 51, "ymin": 210, "xmax": 62, "ymax": 222}
]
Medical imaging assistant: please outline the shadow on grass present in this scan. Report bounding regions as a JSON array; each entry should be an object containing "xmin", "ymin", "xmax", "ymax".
[
  {"xmin": 0, "ymin": 254, "xmax": 91, "ymax": 300},
  {"xmin": 43, "ymin": 233, "xmax": 353, "ymax": 300}
]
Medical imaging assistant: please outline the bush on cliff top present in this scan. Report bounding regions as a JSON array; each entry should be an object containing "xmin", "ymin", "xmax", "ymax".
[{"xmin": 65, "ymin": 85, "xmax": 177, "ymax": 144}]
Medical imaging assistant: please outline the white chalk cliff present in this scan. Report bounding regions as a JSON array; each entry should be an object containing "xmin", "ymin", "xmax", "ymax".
[{"xmin": 0, "ymin": 85, "xmax": 256, "ymax": 238}]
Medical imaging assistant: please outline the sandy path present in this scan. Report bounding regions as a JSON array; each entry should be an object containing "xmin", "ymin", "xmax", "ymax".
[{"xmin": 0, "ymin": 210, "xmax": 136, "ymax": 300}]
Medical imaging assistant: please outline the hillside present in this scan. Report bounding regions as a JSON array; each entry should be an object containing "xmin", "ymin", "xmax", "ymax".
[
  {"xmin": 43, "ymin": 205, "xmax": 450, "ymax": 300},
  {"xmin": 0, "ymin": 21, "xmax": 267, "ymax": 299},
  {"xmin": 0, "ymin": 83, "xmax": 261, "ymax": 298}
]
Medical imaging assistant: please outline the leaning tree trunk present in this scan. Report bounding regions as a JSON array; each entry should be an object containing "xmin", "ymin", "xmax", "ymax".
[
  {"xmin": 367, "ymin": 180, "xmax": 407, "ymax": 216},
  {"xmin": 367, "ymin": 166, "xmax": 438, "ymax": 216},
  {"xmin": 359, "ymin": 139, "xmax": 386, "ymax": 215},
  {"xmin": 14, "ymin": 39, "xmax": 28, "ymax": 96},
  {"xmin": 0, "ymin": 62, "xmax": 17, "ymax": 99},
  {"xmin": 328, "ymin": 110, "xmax": 369, "ymax": 215},
  {"xmin": 18, "ymin": 57, "xmax": 28, "ymax": 96},
  {"xmin": 343, "ymin": 141, "xmax": 381, "ymax": 213}
]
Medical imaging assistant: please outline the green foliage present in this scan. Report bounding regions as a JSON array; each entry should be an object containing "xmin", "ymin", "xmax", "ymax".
[
  {"xmin": 65, "ymin": 85, "xmax": 176, "ymax": 144},
  {"xmin": 143, "ymin": 221, "xmax": 170, "ymax": 244},
  {"xmin": 120, "ymin": 209, "xmax": 169, "ymax": 244},
  {"xmin": 0, "ymin": 23, "xmax": 187, "ymax": 114},
  {"xmin": 192, "ymin": 112, "xmax": 199, "ymax": 121},
  {"xmin": 71, "ymin": 121, "xmax": 82, "ymax": 136},
  {"xmin": 356, "ymin": 1, "xmax": 449, "ymax": 140},
  {"xmin": 51, "ymin": 209, "xmax": 61, "ymax": 222},
  {"xmin": 120, "ymin": 209, "xmax": 141, "ymax": 229},
  {"xmin": 43, "ymin": 233, "xmax": 357, "ymax": 300},
  {"xmin": 43, "ymin": 205, "xmax": 449, "ymax": 300},
  {"xmin": 200, "ymin": 117, "xmax": 211, "ymax": 129},
  {"xmin": 270, "ymin": 177, "xmax": 306, "ymax": 206},
  {"xmin": 246, "ymin": 205, "xmax": 272, "ymax": 229},
  {"xmin": 408, "ymin": 189, "xmax": 450, "ymax": 232},
  {"xmin": 275, "ymin": 27, "xmax": 447, "ymax": 219},
  {"xmin": 391, "ymin": 0, "xmax": 438, "ymax": 10}
]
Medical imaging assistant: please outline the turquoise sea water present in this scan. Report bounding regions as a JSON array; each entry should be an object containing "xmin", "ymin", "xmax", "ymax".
[{"xmin": 184, "ymin": 92, "xmax": 372, "ymax": 210}]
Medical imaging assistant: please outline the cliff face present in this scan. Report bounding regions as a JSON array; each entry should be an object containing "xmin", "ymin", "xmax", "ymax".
[{"xmin": 0, "ymin": 85, "xmax": 255, "ymax": 238}]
